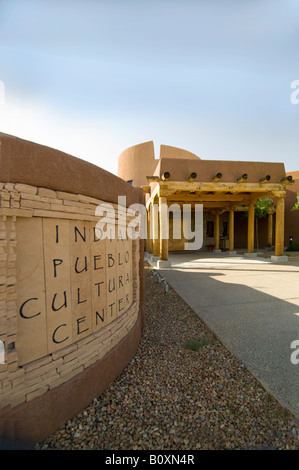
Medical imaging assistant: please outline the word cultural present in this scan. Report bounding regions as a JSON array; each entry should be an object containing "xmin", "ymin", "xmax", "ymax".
[{"xmin": 18, "ymin": 221, "xmax": 132, "ymax": 353}]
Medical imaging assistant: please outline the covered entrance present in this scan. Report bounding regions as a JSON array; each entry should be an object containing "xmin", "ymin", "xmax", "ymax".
[{"xmin": 144, "ymin": 167, "xmax": 294, "ymax": 266}]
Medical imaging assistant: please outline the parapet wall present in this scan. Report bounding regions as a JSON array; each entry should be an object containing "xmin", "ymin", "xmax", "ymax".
[{"xmin": 0, "ymin": 133, "xmax": 144, "ymax": 446}]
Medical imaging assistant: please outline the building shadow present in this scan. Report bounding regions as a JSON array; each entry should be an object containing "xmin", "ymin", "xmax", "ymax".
[{"xmin": 158, "ymin": 262, "xmax": 299, "ymax": 419}]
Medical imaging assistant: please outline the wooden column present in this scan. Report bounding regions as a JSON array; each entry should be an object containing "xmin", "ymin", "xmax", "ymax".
[
  {"xmin": 146, "ymin": 208, "xmax": 153, "ymax": 253},
  {"xmin": 159, "ymin": 196, "xmax": 169, "ymax": 260},
  {"xmin": 267, "ymin": 213, "xmax": 273, "ymax": 247},
  {"xmin": 247, "ymin": 202, "xmax": 255, "ymax": 253},
  {"xmin": 215, "ymin": 212, "xmax": 220, "ymax": 250},
  {"xmin": 275, "ymin": 197, "xmax": 285, "ymax": 256},
  {"xmin": 229, "ymin": 209, "xmax": 234, "ymax": 251},
  {"xmin": 152, "ymin": 202, "xmax": 159, "ymax": 257}
]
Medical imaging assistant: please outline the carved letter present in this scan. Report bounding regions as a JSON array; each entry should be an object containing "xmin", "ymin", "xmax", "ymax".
[
  {"xmin": 52, "ymin": 291, "xmax": 67, "ymax": 311},
  {"xmin": 75, "ymin": 256, "xmax": 88, "ymax": 274},
  {"xmin": 96, "ymin": 309, "xmax": 105, "ymax": 324},
  {"xmin": 53, "ymin": 259, "xmax": 63, "ymax": 278},
  {"xmin": 94, "ymin": 281, "xmax": 104, "ymax": 297},
  {"xmin": 52, "ymin": 324, "xmax": 69, "ymax": 344},
  {"xmin": 74, "ymin": 226, "xmax": 86, "ymax": 242},
  {"xmin": 77, "ymin": 287, "xmax": 87, "ymax": 304},
  {"xmin": 108, "ymin": 253, "xmax": 115, "ymax": 268},
  {"xmin": 19, "ymin": 298, "xmax": 41, "ymax": 319},
  {"xmin": 94, "ymin": 255, "xmax": 103, "ymax": 270},
  {"xmin": 76, "ymin": 316, "xmax": 89, "ymax": 335}
]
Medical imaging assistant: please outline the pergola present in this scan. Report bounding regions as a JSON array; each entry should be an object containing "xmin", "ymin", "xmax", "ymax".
[{"xmin": 143, "ymin": 159, "xmax": 294, "ymax": 265}]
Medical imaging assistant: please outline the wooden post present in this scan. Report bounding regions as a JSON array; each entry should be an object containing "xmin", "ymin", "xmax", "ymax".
[
  {"xmin": 247, "ymin": 202, "xmax": 255, "ymax": 253},
  {"xmin": 159, "ymin": 196, "xmax": 169, "ymax": 260},
  {"xmin": 146, "ymin": 208, "xmax": 152, "ymax": 253},
  {"xmin": 215, "ymin": 212, "xmax": 220, "ymax": 250},
  {"xmin": 267, "ymin": 213, "xmax": 273, "ymax": 247},
  {"xmin": 275, "ymin": 197, "xmax": 285, "ymax": 256},
  {"xmin": 152, "ymin": 202, "xmax": 159, "ymax": 256},
  {"xmin": 229, "ymin": 209, "xmax": 234, "ymax": 251}
]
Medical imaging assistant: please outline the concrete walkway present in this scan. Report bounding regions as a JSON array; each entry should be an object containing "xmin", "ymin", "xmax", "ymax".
[{"xmin": 147, "ymin": 251, "xmax": 299, "ymax": 419}]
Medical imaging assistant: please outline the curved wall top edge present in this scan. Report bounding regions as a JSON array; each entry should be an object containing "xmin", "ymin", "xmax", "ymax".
[{"xmin": 0, "ymin": 132, "xmax": 142, "ymax": 206}]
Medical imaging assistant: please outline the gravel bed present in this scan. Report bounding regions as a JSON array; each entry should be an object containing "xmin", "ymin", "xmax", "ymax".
[{"xmin": 37, "ymin": 263, "xmax": 299, "ymax": 450}]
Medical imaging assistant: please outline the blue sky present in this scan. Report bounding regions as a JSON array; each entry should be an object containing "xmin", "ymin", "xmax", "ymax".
[{"xmin": 0, "ymin": 0, "xmax": 299, "ymax": 176}]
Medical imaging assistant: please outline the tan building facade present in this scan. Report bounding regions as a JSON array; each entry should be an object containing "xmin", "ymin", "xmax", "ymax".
[
  {"xmin": 118, "ymin": 141, "xmax": 295, "ymax": 264},
  {"xmin": 285, "ymin": 171, "xmax": 299, "ymax": 246}
]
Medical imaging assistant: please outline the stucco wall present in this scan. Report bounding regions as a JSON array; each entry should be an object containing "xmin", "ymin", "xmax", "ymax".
[
  {"xmin": 285, "ymin": 171, "xmax": 299, "ymax": 245},
  {"xmin": 0, "ymin": 133, "xmax": 144, "ymax": 445},
  {"xmin": 157, "ymin": 158, "xmax": 286, "ymax": 183},
  {"xmin": 117, "ymin": 141, "xmax": 157, "ymax": 188}
]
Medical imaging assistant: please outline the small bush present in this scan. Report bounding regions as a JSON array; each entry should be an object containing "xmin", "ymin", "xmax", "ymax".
[
  {"xmin": 184, "ymin": 338, "xmax": 210, "ymax": 352},
  {"xmin": 286, "ymin": 242, "xmax": 299, "ymax": 252}
]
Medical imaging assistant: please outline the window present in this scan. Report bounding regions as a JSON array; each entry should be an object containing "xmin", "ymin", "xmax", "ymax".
[
  {"xmin": 127, "ymin": 180, "xmax": 133, "ymax": 185},
  {"xmin": 207, "ymin": 221, "xmax": 214, "ymax": 237}
]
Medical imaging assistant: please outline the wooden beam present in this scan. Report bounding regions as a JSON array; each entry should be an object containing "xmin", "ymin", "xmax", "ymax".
[
  {"xmin": 146, "ymin": 176, "xmax": 159, "ymax": 183},
  {"xmin": 161, "ymin": 172, "xmax": 170, "ymax": 181},
  {"xmin": 142, "ymin": 185, "xmax": 151, "ymax": 194},
  {"xmin": 236, "ymin": 174, "xmax": 248, "ymax": 183},
  {"xmin": 259, "ymin": 175, "xmax": 271, "ymax": 183},
  {"xmin": 187, "ymin": 172, "xmax": 197, "ymax": 182},
  {"xmin": 159, "ymin": 181, "xmax": 287, "ymax": 196},
  {"xmin": 280, "ymin": 176, "xmax": 294, "ymax": 185},
  {"xmin": 167, "ymin": 193, "xmax": 256, "ymax": 202},
  {"xmin": 212, "ymin": 173, "xmax": 222, "ymax": 182}
]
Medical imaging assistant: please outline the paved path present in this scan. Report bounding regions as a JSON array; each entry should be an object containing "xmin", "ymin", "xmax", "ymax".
[{"xmin": 147, "ymin": 252, "xmax": 299, "ymax": 419}]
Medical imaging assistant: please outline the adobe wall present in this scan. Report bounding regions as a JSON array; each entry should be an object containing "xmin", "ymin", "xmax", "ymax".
[
  {"xmin": 0, "ymin": 133, "xmax": 144, "ymax": 446},
  {"xmin": 285, "ymin": 171, "xmax": 299, "ymax": 245},
  {"xmin": 157, "ymin": 158, "xmax": 286, "ymax": 183},
  {"xmin": 117, "ymin": 141, "xmax": 157, "ymax": 188},
  {"xmin": 159, "ymin": 144, "xmax": 200, "ymax": 161}
]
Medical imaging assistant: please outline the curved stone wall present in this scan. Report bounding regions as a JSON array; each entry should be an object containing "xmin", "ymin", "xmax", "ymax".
[{"xmin": 0, "ymin": 133, "xmax": 144, "ymax": 445}]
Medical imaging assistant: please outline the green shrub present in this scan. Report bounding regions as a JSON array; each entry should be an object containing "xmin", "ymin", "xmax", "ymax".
[
  {"xmin": 287, "ymin": 242, "xmax": 299, "ymax": 252},
  {"xmin": 184, "ymin": 338, "xmax": 210, "ymax": 352}
]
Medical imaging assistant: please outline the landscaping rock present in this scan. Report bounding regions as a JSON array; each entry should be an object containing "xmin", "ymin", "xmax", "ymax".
[{"xmin": 36, "ymin": 263, "xmax": 299, "ymax": 450}]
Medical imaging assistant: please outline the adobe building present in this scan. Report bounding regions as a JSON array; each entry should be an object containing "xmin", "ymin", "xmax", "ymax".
[
  {"xmin": 285, "ymin": 171, "xmax": 299, "ymax": 246},
  {"xmin": 118, "ymin": 141, "xmax": 296, "ymax": 266}
]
